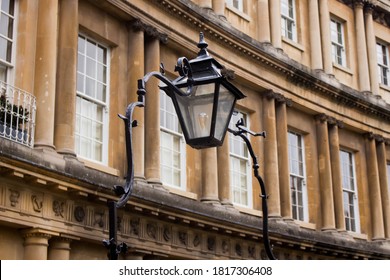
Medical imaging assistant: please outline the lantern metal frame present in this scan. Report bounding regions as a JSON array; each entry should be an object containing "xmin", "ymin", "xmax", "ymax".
[{"xmin": 103, "ymin": 33, "xmax": 276, "ymax": 260}]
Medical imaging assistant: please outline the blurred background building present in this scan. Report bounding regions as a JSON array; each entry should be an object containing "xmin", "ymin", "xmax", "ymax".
[{"xmin": 0, "ymin": 0, "xmax": 390, "ymax": 259}]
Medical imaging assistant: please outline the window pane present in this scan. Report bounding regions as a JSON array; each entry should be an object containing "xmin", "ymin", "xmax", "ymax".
[
  {"xmin": 86, "ymin": 39, "xmax": 96, "ymax": 58},
  {"xmin": 160, "ymin": 93, "xmax": 185, "ymax": 189},
  {"xmin": 340, "ymin": 150, "xmax": 359, "ymax": 232},
  {"xmin": 75, "ymin": 35, "xmax": 108, "ymax": 163},
  {"xmin": 288, "ymin": 131, "xmax": 307, "ymax": 221},
  {"xmin": 229, "ymin": 112, "xmax": 250, "ymax": 207},
  {"xmin": 1, "ymin": 0, "xmax": 14, "ymax": 15}
]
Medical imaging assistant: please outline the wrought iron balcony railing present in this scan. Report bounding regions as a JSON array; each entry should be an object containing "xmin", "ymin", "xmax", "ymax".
[{"xmin": 0, "ymin": 81, "xmax": 36, "ymax": 147}]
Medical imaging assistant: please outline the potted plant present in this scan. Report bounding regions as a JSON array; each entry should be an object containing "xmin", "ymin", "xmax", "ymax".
[{"xmin": 0, "ymin": 94, "xmax": 30, "ymax": 142}]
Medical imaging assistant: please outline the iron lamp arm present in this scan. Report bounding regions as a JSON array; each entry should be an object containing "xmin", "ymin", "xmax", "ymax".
[{"xmin": 228, "ymin": 119, "xmax": 276, "ymax": 260}]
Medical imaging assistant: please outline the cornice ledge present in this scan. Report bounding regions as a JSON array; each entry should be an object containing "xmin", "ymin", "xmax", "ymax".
[{"xmin": 155, "ymin": 0, "xmax": 390, "ymax": 122}]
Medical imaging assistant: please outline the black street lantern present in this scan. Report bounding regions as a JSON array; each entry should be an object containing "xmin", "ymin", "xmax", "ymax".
[
  {"xmin": 105, "ymin": 32, "xmax": 276, "ymax": 261},
  {"xmin": 160, "ymin": 33, "xmax": 245, "ymax": 149}
]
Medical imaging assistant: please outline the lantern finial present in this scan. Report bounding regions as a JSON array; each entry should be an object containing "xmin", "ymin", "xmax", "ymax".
[{"xmin": 197, "ymin": 32, "xmax": 209, "ymax": 57}]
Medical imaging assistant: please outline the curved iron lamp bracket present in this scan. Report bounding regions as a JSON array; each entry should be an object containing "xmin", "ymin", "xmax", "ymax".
[
  {"xmin": 104, "ymin": 61, "xmax": 194, "ymax": 259},
  {"xmin": 228, "ymin": 118, "xmax": 276, "ymax": 260},
  {"xmin": 137, "ymin": 57, "xmax": 193, "ymax": 103}
]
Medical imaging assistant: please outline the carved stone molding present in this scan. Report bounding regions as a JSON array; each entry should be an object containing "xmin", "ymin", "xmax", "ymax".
[
  {"xmin": 9, "ymin": 189, "xmax": 20, "ymax": 207},
  {"xmin": 31, "ymin": 194, "xmax": 43, "ymax": 213},
  {"xmin": 74, "ymin": 206, "xmax": 85, "ymax": 222},
  {"xmin": 147, "ymin": 223, "xmax": 157, "ymax": 239},
  {"xmin": 155, "ymin": 0, "xmax": 390, "ymax": 122},
  {"xmin": 53, "ymin": 200, "xmax": 65, "ymax": 218}
]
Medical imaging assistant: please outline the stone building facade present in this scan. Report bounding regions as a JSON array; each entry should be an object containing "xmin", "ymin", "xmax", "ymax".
[{"xmin": 1, "ymin": 0, "xmax": 390, "ymax": 259}]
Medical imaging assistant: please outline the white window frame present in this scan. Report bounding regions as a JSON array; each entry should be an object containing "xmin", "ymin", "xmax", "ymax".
[
  {"xmin": 287, "ymin": 131, "xmax": 308, "ymax": 222},
  {"xmin": 376, "ymin": 41, "xmax": 389, "ymax": 86},
  {"xmin": 330, "ymin": 18, "xmax": 347, "ymax": 67},
  {"xmin": 281, "ymin": 0, "xmax": 297, "ymax": 42},
  {"xmin": 0, "ymin": 0, "xmax": 17, "ymax": 84},
  {"xmin": 225, "ymin": 0, "xmax": 244, "ymax": 13},
  {"xmin": 340, "ymin": 150, "xmax": 360, "ymax": 233},
  {"xmin": 75, "ymin": 34, "xmax": 110, "ymax": 164},
  {"xmin": 160, "ymin": 90, "xmax": 186, "ymax": 190},
  {"xmin": 229, "ymin": 111, "xmax": 252, "ymax": 208}
]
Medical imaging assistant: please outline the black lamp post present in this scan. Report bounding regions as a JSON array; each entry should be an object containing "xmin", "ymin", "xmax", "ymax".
[{"xmin": 104, "ymin": 32, "xmax": 276, "ymax": 260}]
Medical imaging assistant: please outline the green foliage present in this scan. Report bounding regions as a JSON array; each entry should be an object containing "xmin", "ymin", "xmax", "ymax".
[{"xmin": 0, "ymin": 94, "xmax": 30, "ymax": 129}]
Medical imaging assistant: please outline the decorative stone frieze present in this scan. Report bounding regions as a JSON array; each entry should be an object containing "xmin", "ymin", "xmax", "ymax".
[
  {"xmin": 52, "ymin": 199, "xmax": 65, "ymax": 218},
  {"xmin": 31, "ymin": 194, "xmax": 43, "ymax": 213},
  {"xmin": 9, "ymin": 189, "xmax": 20, "ymax": 207},
  {"xmin": 74, "ymin": 206, "xmax": 85, "ymax": 222}
]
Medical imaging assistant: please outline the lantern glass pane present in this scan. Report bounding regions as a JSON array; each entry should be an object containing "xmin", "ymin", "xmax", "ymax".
[
  {"xmin": 176, "ymin": 83, "xmax": 215, "ymax": 140},
  {"xmin": 215, "ymin": 84, "xmax": 236, "ymax": 141}
]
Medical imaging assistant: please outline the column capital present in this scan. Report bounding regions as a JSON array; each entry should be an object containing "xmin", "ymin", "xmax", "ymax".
[
  {"xmin": 364, "ymin": 2, "xmax": 375, "ymax": 13},
  {"xmin": 264, "ymin": 90, "xmax": 292, "ymax": 106},
  {"xmin": 363, "ymin": 132, "xmax": 375, "ymax": 140},
  {"xmin": 129, "ymin": 19, "xmax": 168, "ymax": 44},
  {"xmin": 315, "ymin": 113, "xmax": 328, "ymax": 123},
  {"xmin": 353, "ymin": 0, "xmax": 366, "ymax": 9},
  {"xmin": 327, "ymin": 117, "xmax": 344, "ymax": 128},
  {"xmin": 21, "ymin": 228, "xmax": 59, "ymax": 239},
  {"xmin": 374, "ymin": 134, "xmax": 385, "ymax": 143}
]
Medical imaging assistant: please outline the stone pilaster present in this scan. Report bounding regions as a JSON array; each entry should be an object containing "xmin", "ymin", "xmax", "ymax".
[
  {"xmin": 365, "ymin": 133, "xmax": 385, "ymax": 240},
  {"xmin": 54, "ymin": 0, "xmax": 78, "ymax": 156},
  {"xmin": 328, "ymin": 120, "xmax": 346, "ymax": 231},
  {"xmin": 276, "ymin": 97, "xmax": 292, "ymax": 219},
  {"xmin": 364, "ymin": 4, "xmax": 380, "ymax": 96},
  {"xmin": 144, "ymin": 37, "xmax": 161, "ymax": 185},
  {"xmin": 263, "ymin": 91, "xmax": 281, "ymax": 217},
  {"xmin": 201, "ymin": 148, "xmax": 220, "ymax": 204},
  {"xmin": 14, "ymin": 0, "xmax": 39, "ymax": 92},
  {"xmin": 33, "ymin": 0, "xmax": 59, "ymax": 150},
  {"xmin": 309, "ymin": 0, "xmax": 323, "ymax": 70},
  {"xmin": 257, "ymin": 0, "xmax": 271, "ymax": 43},
  {"xmin": 315, "ymin": 114, "xmax": 335, "ymax": 231},
  {"xmin": 319, "ymin": 0, "xmax": 333, "ymax": 74},
  {"xmin": 354, "ymin": 1, "xmax": 371, "ymax": 92},
  {"xmin": 218, "ymin": 135, "xmax": 232, "ymax": 206},
  {"xmin": 269, "ymin": 0, "xmax": 282, "ymax": 49},
  {"xmin": 377, "ymin": 139, "xmax": 390, "ymax": 238},
  {"xmin": 212, "ymin": 0, "xmax": 225, "ymax": 16},
  {"xmin": 199, "ymin": 0, "xmax": 212, "ymax": 9},
  {"xmin": 128, "ymin": 21, "xmax": 145, "ymax": 179}
]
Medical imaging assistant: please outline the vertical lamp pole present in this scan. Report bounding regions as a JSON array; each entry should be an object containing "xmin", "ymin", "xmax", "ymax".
[{"xmin": 104, "ymin": 33, "xmax": 276, "ymax": 260}]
